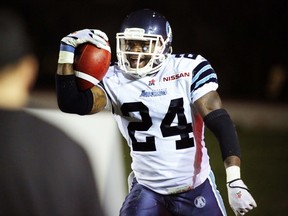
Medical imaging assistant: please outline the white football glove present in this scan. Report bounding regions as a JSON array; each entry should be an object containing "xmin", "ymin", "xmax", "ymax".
[
  {"xmin": 58, "ymin": 29, "xmax": 110, "ymax": 64},
  {"xmin": 227, "ymin": 179, "xmax": 257, "ymax": 215}
]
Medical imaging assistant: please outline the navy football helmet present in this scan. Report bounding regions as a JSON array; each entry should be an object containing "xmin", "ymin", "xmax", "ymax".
[{"xmin": 116, "ymin": 9, "xmax": 173, "ymax": 78}]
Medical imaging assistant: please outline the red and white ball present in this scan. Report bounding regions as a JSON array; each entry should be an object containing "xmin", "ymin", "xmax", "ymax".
[{"xmin": 74, "ymin": 43, "xmax": 111, "ymax": 91}]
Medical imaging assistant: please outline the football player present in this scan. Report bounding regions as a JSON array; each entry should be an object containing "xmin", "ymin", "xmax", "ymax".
[{"xmin": 56, "ymin": 8, "xmax": 257, "ymax": 216}]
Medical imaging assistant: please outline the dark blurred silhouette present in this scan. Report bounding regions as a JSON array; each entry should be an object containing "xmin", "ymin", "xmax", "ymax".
[{"xmin": 0, "ymin": 8, "xmax": 105, "ymax": 216}]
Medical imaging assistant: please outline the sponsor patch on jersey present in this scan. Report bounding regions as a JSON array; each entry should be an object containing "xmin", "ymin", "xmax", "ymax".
[
  {"xmin": 194, "ymin": 196, "xmax": 206, "ymax": 208},
  {"xmin": 140, "ymin": 89, "xmax": 167, "ymax": 97},
  {"xmin": 162, "ymin": 72, "xmax": 190, "ymax": 82}
]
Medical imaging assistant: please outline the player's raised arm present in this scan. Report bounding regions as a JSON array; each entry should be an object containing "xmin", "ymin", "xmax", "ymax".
[
  {"xmin": 193, "ymin": 90, "xmax": 257, "ymax": 216},
  {"xmin": 55, "ymin": 29, "xmax": 110, "ymax": 115}
]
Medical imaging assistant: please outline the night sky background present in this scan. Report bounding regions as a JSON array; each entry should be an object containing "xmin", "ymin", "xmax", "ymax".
[{"xmin": 1, "ymin": 0, "xmax": 288, "ymax": 102}]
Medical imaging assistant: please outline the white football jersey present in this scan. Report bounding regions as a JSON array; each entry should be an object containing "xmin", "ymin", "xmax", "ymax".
[{"xmin": 99, "ymin": 53, "xmax": 218, "ymax": 194}]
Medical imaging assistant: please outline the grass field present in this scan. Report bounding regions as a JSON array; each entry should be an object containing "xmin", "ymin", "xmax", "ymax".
[
  {"xmin": 122, "ymin": 127, "xmax": 288, "ymax": 216},
  {"xmin": 206, "ymin": 127, "xmax": 288, "ymax": 216}
]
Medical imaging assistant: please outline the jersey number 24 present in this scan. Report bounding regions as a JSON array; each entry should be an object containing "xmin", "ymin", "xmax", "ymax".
[{"xmin": 121, "ymin": 98, "xmax": 194, "ymax": 151}]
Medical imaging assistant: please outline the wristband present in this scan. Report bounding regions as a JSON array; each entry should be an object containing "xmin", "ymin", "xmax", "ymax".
[
  {"xmin": 226, "ymin": 165, "xmax": 241, "ymax": 182},
  {"xmin": 58, "ymin": 43, "xmax": 75, "ymax": 64}
]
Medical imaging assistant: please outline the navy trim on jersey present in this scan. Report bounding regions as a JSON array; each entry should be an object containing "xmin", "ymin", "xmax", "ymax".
[
  {"xmin": 191, "ymin": 61, "xmax": 218, "ymax": 92},
  {"xmin": 98, "ymin": 80, "xmax": 105, "ymax": 90}
]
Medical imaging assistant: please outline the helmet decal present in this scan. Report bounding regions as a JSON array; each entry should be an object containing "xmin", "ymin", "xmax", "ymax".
[{"xmin": 166, "ymin": 21, "xmax": 172, "ymax": 43}]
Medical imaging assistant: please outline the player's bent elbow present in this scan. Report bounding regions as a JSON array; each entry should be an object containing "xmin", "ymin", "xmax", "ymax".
[
  {"xmin": 55, "ymin": 74, "xmax": 94, "ymax": 115},
  {"xmin": 57, "ymin": 90, "xmax": 94, "ymax": 115},
  {"xmin": 89, "ymin": 86, "xmax": 107, "ymax": 114}
]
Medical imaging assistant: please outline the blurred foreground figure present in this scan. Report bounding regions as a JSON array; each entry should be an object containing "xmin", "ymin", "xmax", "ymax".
[{"xmin": 0, "ymin": 9, "xmax": 105, "ymax": 216}]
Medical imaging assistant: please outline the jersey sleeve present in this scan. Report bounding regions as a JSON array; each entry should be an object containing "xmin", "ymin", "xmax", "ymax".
[{"xmin": 190, "ymin": 56, "xmax": 218, "ymax": 103}]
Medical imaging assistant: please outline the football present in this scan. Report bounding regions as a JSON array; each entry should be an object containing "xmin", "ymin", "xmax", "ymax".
[{"xmin": 73, "ymin": 43, "xmax": 111, "ymax": 91}]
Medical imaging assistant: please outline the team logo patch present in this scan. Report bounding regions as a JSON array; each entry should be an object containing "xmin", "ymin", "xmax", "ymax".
[
  {"xmin": 148, "ymin": 79, "xmax": 155, "ymax": 86},
  {"xmin": 194, "ymin": 196, "xmax": 206, "ymax": 208}
]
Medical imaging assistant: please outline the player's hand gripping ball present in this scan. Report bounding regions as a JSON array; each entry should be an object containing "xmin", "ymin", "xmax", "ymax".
[{"xmin": 74, "ymin": 42, "xmax": 111, "ymax": 91}]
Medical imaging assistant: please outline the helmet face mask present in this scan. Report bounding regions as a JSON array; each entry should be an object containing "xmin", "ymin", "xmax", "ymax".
[{"xmin": 116, "ymin": 9, "xmax": 172, "ymax": 78}]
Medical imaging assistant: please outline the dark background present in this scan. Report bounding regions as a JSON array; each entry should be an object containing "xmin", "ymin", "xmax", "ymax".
[{"xmin": 1, "ymin": 0, "xmax": 288, "ymax": 102}]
